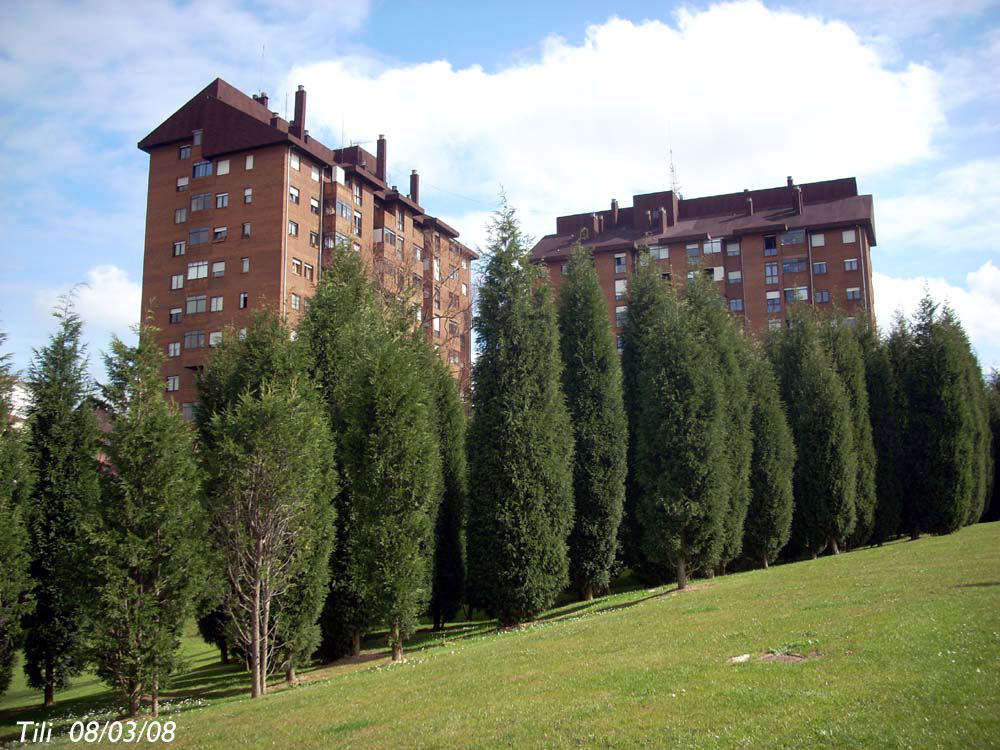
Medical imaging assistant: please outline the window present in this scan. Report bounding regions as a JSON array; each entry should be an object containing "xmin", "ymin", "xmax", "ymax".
[
  {"xmin": 239, "ymin": 292, "xmax": 249, "ymax": 309},
  {"xmin": 191, "ymin": 193, "xmax": 211, "ymax": 211},
  {"xmin": 462, "ymin": 258, "xmax": 468, "ymax": 270},
  {"xmin": 687, "ymin": 243, "xmax": 700, "ymax": 259},
  {"xmin": 353, "ymin": 182, "xmax": 362, "ymax": 205},
  {"xmin": 210, "ymin": 296, "xmax": 223, "ymax": 312},
  {"xmin": 384, "ymin": 228, "xmax": 396, "ymax": 246},
  {"xmin": 288, "ymin": 220, "xmax": 298, "ymax": 237},
  {"xmin": 310, "ymin": 231, "xmax": 319, "ymax": 248},
  {"xmin": 615, "ymin": 279, "xmax": 627, "ymax": 301},
  {"xmin": 617, "ymin": 335, "xmax": 624, "ymax": 353},
  {"xmin": 448, "ymin": 351, "xmax": 460, "ymax": 366},
  {"xmin": 434, "ymin": 287, "xmax": 441, "ymax": 309},
  {"xmin": 461, "ymin": 282, "xmax": 468, "ymax": 296},
  {"xmin": 726, "ymin": 241, "xmax": 741, "ymax": 256},
  {"xmin": 169, "ymin": 308, "xmax": 182, "ymax": 324},
  {"xmin": 243, "ymin": 187, "xmax": 253, "ymax": 204},
  {"xmin": 845, "ymin": 258, "xmax": 859, "ymax": 272},
  {"xmin": 310, "ymin": 197, "xmax": 320, "ymax": 215},
  {"xmin": 216, "ymin": 193, "xmax": 228, "ymax": 209},
  {"xmin": 170, "ymin": 273, "xmax": 183, "ymax": 290},
  {"xmin": 353, "ymin": 212, "xmax": 362, "ymax": 237},
  {"xmin": 189, "ymin": 227, "xmax": 210, "ymax": 245},
  {"xmin": 810, "ymin": 232, "xmax": 825, "ymax": 248},
  {"xmin": 816, "ymin": 290, "xmax": 831, "ymax": 303},
  {"xmin": 184, "ymin": 330, "xmax": 205, "ymax": 349},
  {"xmin": 764, "ymin": 235, "xmax": 777, "ymax": 256},
  {"xmin": 397, "ymin": 236, "xmax": 404, "ymax": 259},
  {"xmin": 193, "ymin": 160, "xmax": 212, "ymax": 178},
  {"xmin": 289, "ymin": 185, "xmax": 300, "ymax": 204},
  {"xmin": 242, "ymin": 222, "xmax": 251, "ymax": 239},
  {"xmin": 304, "ymin": 263, "xmax": 314, "ymax": 282},
  {"xmin": 784, "ymin": 286, "xmax": 808, "ymax": 302},
  {"xmin": 768, "ymin": 319, "xmax": 782, "ymax": 331},
  {"xmin": 842, "ymin": 229, "xmax": 857, "ymax": 243},
  {"xmin": 187, "ymin": 261, "xmax": 208, "ymax": 280},
  {"xmin": 397, "ymin": 212, "xmax": 404, "ymax": 232},
  {"xmin": 782, "ymin": 257, "xmax": 807, "ymax": 274},
  {"xmin": 186, "ymin": 295, "xmax": 206, "ymax": 314},
  {"xmin": 167, "ymin": 342, "xmax": 180, "ymax": 357},
  {"xmin": 290, "ymin": 153, "xmax": 300, "ymax": 171},
  {"xmin": 174, "ymin": 207, "xmax": 187, "ymax": 224},
  {"xmin": 337, "ymin": 200, "xmax": 351, "ymax": 219},
  {"xmin": 178, "ymin": 145, "xmax": 191, "ymax": 160},
  {"xmin": 311, "ymin": 165, "xmax": 320, "ymax": 182},
  {"xmin": 415, "ymin": 246, "xmax": 424, "ymax": 262},
  {"xmin": 166, "ymin": 375, "xmax": 180, "ymax": 392},
  {"xmin": 192, "ymin": 129, "xmax": 202, "ymax": 146},
  {"xmin": 434, "ymin": 258, "xmax": 441, "ymax": 281},
  {"xmin": 614, "ymin": 254, "xmax": 627, "ymax": 274},
  {"xmin": 292, "ymin": 258, "xmax": 302, "ymax": 276},
  {"xmin": 661, "ymin": 272, "xmax": 672, "ymax": 282},
  {"xmin": 181, "ymin": 403, "xmax": 195, "ymax": 420},
  {"xmin": 687, "ymin": 270, "xmax": 697, "ymax": 281},
  {"xmin": 616, "ymin": 305, "xmax": 627, "ymax": 329},
  {"xmin": 649, "ymin": 246, "xmax": 668, "ymax": 260},
  {"xmin": 173, "ymin": 240, "xmax": 186, "ymax": 256},
  {"xmin": 766, "ymin": 291, "xmax": 781, "ymax": 313},
  {"xmin": 729, "ymin": 298, "xmax": 744, "ymax": 312},
  {"xmin": 241, "ymin": 257, "xmax": 249, "ymax": 273},
  {"xmin": 217, "ymin": 159, "xmax": 230, "ymax": 176},
  {"xmin": 727, "ymin": 270, "xmax": 743, "ymax": 284},
  {"xmin": 213, "ymin": 227, "xmax": 227, "ymax": 242},
  {"xmin": 245, "ymin": 154, "xmax": 254, "ymax": 170},
  {"xmin": 176, "ymin": 176, "xmax": 189, "ymax": 192},
  {"xmin": 704, "ymin": 239, "xmax": 722, "ymax": 254},
  {"xmin": 846, "ymin": 287, "xmax": 862, "ymax": 300},
  {"xmin": 813, "ymin": 261, "xmax": 827, "ymax": 275},
  {"xmin": 765, "ymin": 262, "xmax": 778, "ymax": 285},
  {"xmin": 212, "ymin": 261, "xmax": 225, "ymax": 277},
  {"xmin": 291, "ymin": 293, "xmax": 301, "ymax": 311},
  {"xmin": 780, "ymin": 229, "xmax": 805, "ymax": 246},
  {"xmin": 209, "ymin": 331, "xmax": 223, "ymax": 347}
]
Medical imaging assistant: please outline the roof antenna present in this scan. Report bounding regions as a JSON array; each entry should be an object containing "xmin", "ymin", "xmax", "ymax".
[
  {"xmin": 259, "ymin": 43, "xmax": 265, "ymax": 96},
  {"xmin": 284, "ymin": 91, "xmax": 288, "ymax": 121},
  {"xmin": 667, "ymin": 120, "xmax": 682, "ymax": 198}
]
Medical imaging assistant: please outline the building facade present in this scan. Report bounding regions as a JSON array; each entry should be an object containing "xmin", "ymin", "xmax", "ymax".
[
  {"xmin": 138, "ymin": 79, "xmax": 476, "ymax": 413},
  {"xmin": 530, "ymin": 178, "xmax": 876, "ymax": 343}
]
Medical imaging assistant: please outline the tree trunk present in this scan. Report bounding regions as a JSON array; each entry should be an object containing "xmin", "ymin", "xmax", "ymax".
[
  {"xmin": 811, "ymin": 551, "xmax": 818, "ymax": 560},
  {"xmin": 390, "ymin": 620, "xmax": 403, "ymax": 662},
  {"xmin": 285, "ymin": 666, "xmax": 296, "ymax": 685},
  {"xmin": 128, "ymin": 691, "xmax": 141, "ymax": 718},
  {"xmin": 259, "ymin": 596, "xmax": 270, "ymax": 696},
  {"xmin": 151, "ymin": 680, "xmax": 159, "ymax": 718},
  {"xmin": 581, "ymin": 583, "xmax": 594, "ymax": 601},
  {"xmin": 676, "ymin": 557, "xmax": 688, "ymax": 590},
  {"xmin": 829, "ymin": 536, "xmax": 840, "ymax": 555},
  {"xmin": 910, "ymin": 530, "xmax": 920, "ymax": 541},
  {"xmin": 220, "ymin": 641, "xmax": 229, "ymax": 665},
  {"xmin": 762, "ymin": 555, "xmax": 769, "ymax": 569},
  {"xmin": 250, "ymin": 584, "xmax": 261, "ymax": 698},
  {"xmin": 706, "ymin": 568, "xmax": 715, "ymax": 579},
  {"xmin": 43, "ymin": 659, "xmax": 54, "ymax": 708},
  {"xmin": 432, "ymin": 611, "xmax": 443, "ymax": 631},
  {"xmin": 351, "ymin": 630, "xmax": 362, "ymax": 657}
]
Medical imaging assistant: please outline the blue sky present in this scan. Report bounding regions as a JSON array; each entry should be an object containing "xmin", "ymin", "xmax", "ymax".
[{"xmin": 1, "ymin": 0, "xmax": 999, "ymax": 377}]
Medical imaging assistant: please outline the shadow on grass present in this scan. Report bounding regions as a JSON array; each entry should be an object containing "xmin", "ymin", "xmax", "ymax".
[{"xmin": 956, "ymin": 581, "xmax": 1000, "ymax": 588}]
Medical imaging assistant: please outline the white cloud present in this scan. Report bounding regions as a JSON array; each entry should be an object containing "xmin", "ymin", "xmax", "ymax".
[
  {"xmin": 292, "ymin": 1, "xmax": 942, "ymax": 240},
  {"xmin": 35, "ymin": 265, "xmax": 141, "ymax": 334},
  {"xmin": 874, "ymin": 261, "xmax": 1000, "ymax": 369}
]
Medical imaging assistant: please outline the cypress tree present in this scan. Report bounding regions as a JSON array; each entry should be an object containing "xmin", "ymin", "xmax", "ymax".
[
  {"xmin": 985, "ymin": 371, "xmax": 1000, "ymax": 523},
  {"xmin": 467, "ymin": 200, "xmax": 574, "ymax": 625},
  {"xmin": 0, "ymin": 332, "xmax": 33, "ymax": 698},
  {"xmin": 633, "ymin": 279, "xmax": 728, "ymax": 588},
  {"xmin": 769, "ymin": 312, "xmax": 856, "ymax": 557},
  {"xmin": 22, "ymin": 298, "xmax": 100, "ymax": 707},
  {"xmin": 90, "ymin": 329, "xmax": 205, "ymax": 716},
  {"xmin": 823, "ymin": 319, "xmax": 878, "ymax": 548},
  {"xmin": 742, "ymin": 352, "xmax": 796, "ymax": 568},
  {"xmin": 429, "ymin": 355, "xmax": 468, "ymax": 630},
  {"xmin": 904, "ymin": 296, "xmax": 974, "ymax": 535},
  {"xmin": 558, "ymin": 247, "xmax": 627, "ymax": 600}
]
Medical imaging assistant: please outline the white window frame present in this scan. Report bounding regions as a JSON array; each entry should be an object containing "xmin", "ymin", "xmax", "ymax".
[
  {"xmin": 170, "ymin": 274, "xmax": 183, "ymax": 290},
  {"xmin": 245, "ymin": 154, "xmax": 254, "ymax": 170},
  {"xmin": 290, "ymin": 153, "xmax": 300, "ymax": 171},
  {"xmin": 217, "ymin": 159, "xmax": 230, "ymax": 176},
  {"xmin": 187, "ymin": 261, "xmax": 208, "ymax": 280},
  {"xmin": 842, "ymin": 229, "xmax": 857, "ymax": 244},
  {"xmin": 210, "ymin": 295, "xmax": 224, "ymax": 312}
]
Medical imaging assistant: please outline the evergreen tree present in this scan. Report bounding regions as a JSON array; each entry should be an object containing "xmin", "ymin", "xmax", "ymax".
[
  {"xmin": 0, "ymin": 332, "xmax": 33, "ymax": 698},
  {"xmin": 558, "ymin": 247, "xmax": 627, "ymax": 600},
  {"xmin": 904, "ymin": 296, "xmax": 974, "ymax": 535},
  {"xmin": 633, "ymin": 279, "xmax": 728, "ymax": 588},
  {"xmin": 22, "ymin": 299, "xmax": 100, "ymax": 706},
  {"xmin": 686, "ymin": 275, "xmax": 752, "ymax": 574},
  {"xmin": 90, "ymin": 329, "xmax": 204, "ymax": 716},
  {"xmin": 985, "ymin": 370, "xmax": 1000, "ymax": 523},
  {"xmin": 823, "ymin": 319, "xmax": 878, "ymax": 548},
  {"xmin": 196, "ymin": 605, "xmax": 234, "ymax": 665},
  {"xmin": 429, "ymin": 356, "xmax": 468, "ymax": 630},
  {"xmin": 742, "ymin": 352, "xmax": 796, "ymax": 568},
  {"xmin": 769, "ymin": 312, "xmax": 856, "ymax": 556},
  {"xmin": 467, "ymin": 200, "xmax": 574, "ymax": 625}
]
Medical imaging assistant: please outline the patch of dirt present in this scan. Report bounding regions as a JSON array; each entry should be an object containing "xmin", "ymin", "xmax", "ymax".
[{"xmin": 758, "ymin": 650, "xmax": 820, "ymax": 663}]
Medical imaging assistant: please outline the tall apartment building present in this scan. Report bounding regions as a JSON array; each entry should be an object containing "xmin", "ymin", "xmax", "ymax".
[
  {"xmin": 138, "ymin": 79, "xmax": 476, "ymax": 413},
  {"xmin": 530, "ymin": 177, "xmax": 876, "ymax": 343}
]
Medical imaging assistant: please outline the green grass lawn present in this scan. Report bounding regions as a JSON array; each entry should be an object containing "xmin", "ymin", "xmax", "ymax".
[{"xmin": 3, "ymin": 523, "xmax": 998, "ymax": 749}]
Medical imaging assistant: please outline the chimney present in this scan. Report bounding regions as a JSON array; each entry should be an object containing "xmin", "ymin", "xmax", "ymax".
[
  {"xmin": 409, "ymin": 170, "xmax": 420, "ymax": 205},
  {"xmin": 787, "ymin": 175, "xmax": 794, "ymax": 187},
  {"xmin": 791, "ymin": 185, "xmax": 803, "ymax": 215},
  {"xmin": 744, "ymin": 189, "xmax": 754, "ymax": 216},
  {"xmin": 611, "ymin": 199, "xmax": 619, "ymax": 227},
  {"xmin": 292, "ymin": 85, "xmax": 307, "ymax": 136},
  {"xmin": 598, "ymin": 215, "xmax": 605, "ymax": 234},
  {"xmin": 645, "ymin": 209, "xmax": 652, "ymax": 228},
  {"xmin": 659, "ymin": 207, "xmax": 668, "ymax": 234},
  {"xmin": 255, "ymin": 91, "xmax": 269, "ymax": 109},
  {"xmin": 376, "ymin": 135, "xmax": 387, "ymax": 181},
  {"xmin": 591, "ymin": 213, "xmax": 600, "ymax": 235}
]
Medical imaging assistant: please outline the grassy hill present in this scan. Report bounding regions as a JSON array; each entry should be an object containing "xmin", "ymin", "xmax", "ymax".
[{"xmin": 2, "ymin": 523, "xmax": 998, "ymax": 749}]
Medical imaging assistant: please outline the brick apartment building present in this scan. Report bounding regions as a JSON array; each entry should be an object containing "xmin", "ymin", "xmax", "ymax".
[
  {"xmin": 530, "ymin": 178, "xmax": 876, "ymax": 344},
  {"xmin": 138, "ymin": 79, "xmax": 476, "ymax": 413}
]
